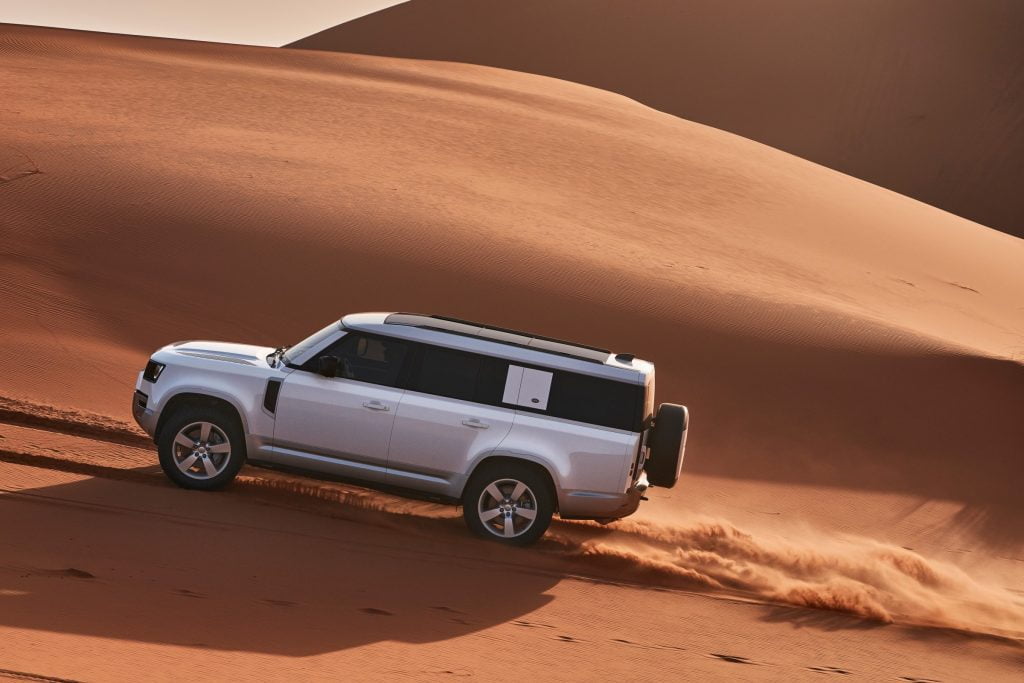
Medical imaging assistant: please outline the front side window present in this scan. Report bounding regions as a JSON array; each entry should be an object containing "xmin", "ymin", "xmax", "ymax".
[
  {"xmin": 282, "ymin": 321, "xmax": 341, "ymax": 365},
  {"xmin": 307, "ymin": 333, "xmax": 410, "ymax": 387}
]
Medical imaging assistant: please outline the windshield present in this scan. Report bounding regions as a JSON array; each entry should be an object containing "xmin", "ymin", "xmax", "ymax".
[{"xmin": 281, "ymin": 321, "xmax": 341, "ymax": 365}]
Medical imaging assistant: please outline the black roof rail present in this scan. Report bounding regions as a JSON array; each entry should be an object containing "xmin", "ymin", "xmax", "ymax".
[{"xmin": 383, "ymin": 313, "xmax": 611, "ymax": 364}]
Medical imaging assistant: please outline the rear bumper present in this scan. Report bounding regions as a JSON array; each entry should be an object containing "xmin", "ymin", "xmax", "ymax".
[{"xmin": 558, "ymin": 471, "xmax": 649, "ymax": 521}]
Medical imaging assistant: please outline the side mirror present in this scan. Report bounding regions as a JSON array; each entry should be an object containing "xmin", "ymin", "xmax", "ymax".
[{"xmin": 317, "ymin": 355, "xmax": 339, "ymax": 378}]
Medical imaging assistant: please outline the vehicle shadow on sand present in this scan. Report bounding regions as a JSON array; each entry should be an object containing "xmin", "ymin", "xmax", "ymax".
[{"xmin": 0, "ymin": 466, "xmax": 563, "ymax": 656}]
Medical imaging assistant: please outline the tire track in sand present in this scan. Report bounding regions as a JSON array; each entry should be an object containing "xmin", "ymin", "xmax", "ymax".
[{"xmin": 2, "ymin": 394, "xmax": 1023, "ymax": 642}]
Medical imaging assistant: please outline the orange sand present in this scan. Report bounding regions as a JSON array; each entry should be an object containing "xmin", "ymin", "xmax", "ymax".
[{"xmin": 1, "ymin": 24, "xmax": 1022, "ymax": 680}]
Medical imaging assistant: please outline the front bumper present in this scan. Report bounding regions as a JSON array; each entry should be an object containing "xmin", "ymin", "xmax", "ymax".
[{"xmin": 131, "ymin": 384, "xmax": 158, "ymax": 439}]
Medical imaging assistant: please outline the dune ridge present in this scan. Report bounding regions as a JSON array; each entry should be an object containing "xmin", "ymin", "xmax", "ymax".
[{"xmin": 289, "ymin": 0, "xmax": 1024, "ymax": 239}]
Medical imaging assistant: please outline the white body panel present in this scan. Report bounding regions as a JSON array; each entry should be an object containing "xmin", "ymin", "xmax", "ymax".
[
  {"xmin": 510, "ymin": 367, "xmax": 553, "ymax": 409},
  {"xmin": 386, "ymin": 391, "xmax": 515, "ymax": 495},
  {"xmin": 133, "ymin": 340, "xmax": 280, "ymax": 451},
  {"xmin": 267, "ymin": 373, "xmax": 404, "ymax": 482},
  {"xmin": 499, "ymin": 412, "xmax": 640, "ymax": 517}
]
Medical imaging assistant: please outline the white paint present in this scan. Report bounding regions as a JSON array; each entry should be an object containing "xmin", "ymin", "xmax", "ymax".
[
  {"xmin": 518, "ymin": 368, "xmax": 553, "ymax": 410},
  {"xmin": 503, "ymin": 364, "xmax": 553, "ymax": 409},
  {"xmin": 502, "ymin": 365, "xmax": 524, "ymax": 405}
]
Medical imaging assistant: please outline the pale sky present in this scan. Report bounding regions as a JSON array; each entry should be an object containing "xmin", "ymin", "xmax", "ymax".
[{"xmin": 0, "ymin": 0, "xmax": 405, "ymax": 46}]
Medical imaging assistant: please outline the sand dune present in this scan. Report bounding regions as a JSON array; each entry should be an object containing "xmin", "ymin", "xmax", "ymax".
[
  {"xmin": 2, "ymin": 24, "xmax": 1021, "ymax": 504},
  {"xmin": 290, "ymin": 0, "xmax": 1024, "ymax": 239},
  {"xmin": 1, "ymin": 24, "xmax": 1023, "ymax": 678}
]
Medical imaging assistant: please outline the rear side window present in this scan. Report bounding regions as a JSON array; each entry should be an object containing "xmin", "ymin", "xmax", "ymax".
[
  {"xmin": 476, "ymin": 356, "xmax": 511, "ymax": 405},
  {"xmin": 546, "ymin": 372, "xmax": 643, "ymax": 431},
  {"xmin": 412, "ymin": 346, "xmax": 481, "ymax": 401},
  {"xmin": 410, "ymin": 345, "xmax": 510, "ymax": 405}
]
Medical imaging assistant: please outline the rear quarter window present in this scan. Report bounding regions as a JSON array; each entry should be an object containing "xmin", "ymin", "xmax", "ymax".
[{"xmin": 546, "ymin": 372, "xmax": 643, "ymax": 432}]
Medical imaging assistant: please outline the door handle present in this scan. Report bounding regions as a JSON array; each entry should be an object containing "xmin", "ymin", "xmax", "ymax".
[
  {"xmin": 462, "ymin": 418, "xmax": 489, "ymax": 429},
  {"xmin": 363, "ymin": 400, "xmax": 390, "ymax": 411}
]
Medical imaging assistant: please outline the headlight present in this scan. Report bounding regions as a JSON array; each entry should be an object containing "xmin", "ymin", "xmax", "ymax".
[{"xmin": 143, "ymin": 360, "xmax": 165, "ymax": 383}]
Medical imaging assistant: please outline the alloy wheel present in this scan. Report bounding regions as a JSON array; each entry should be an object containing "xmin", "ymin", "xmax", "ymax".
[
  {"xmin": 477, "ymin": 478, "xmax": 539, "ymax": 539},
  {"xmin": 171, "ymin": 421, "xmax": 232, "ymax": 480}
]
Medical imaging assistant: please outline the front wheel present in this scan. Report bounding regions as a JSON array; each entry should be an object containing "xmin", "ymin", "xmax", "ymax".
[
  {"xmin": 462, "ymin": 463, "xmax": 554, "ymax": 546},
  {"xmin": 158, "ymin": 405, "xmax": 246, "ymax": 490}
]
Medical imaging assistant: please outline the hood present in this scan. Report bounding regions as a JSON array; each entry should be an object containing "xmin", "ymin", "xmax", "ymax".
[{"xmin": 169, "ymin": 341, "xmax": 276, "ymax": 366}]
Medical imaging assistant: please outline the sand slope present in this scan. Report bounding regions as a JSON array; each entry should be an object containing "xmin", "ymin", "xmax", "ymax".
[
  {"xmin": 2, "ymin": 24, "xmax": 1022, "ymax": 505},
  {"xmin": 3, "ymin": 460, "xmax": 1020, "ymax": 682},
  {"xmin": 289, "ymin": 0, "xmax": 1024, "ymax": 238},
  {"xmin": 1, "ymin": 418, "xmax": 1022, "ymax": 680},
  {"xmin": 2, "ymin": 24, "xmax": 1024, "ymax": 678}
]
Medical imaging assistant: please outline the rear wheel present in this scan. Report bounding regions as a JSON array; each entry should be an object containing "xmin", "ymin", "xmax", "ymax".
[
  {"xmin": 158, "ymin": 405, "xmax": 245, "ymax": 490},
  {"xmin": 463, "ymin": 463, "xmax": 554, "ymax": 546}
]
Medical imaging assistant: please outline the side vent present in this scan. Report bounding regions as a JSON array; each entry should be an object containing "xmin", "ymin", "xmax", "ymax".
[{"xmin": 263, "ymin": 378, "xmax": 283, "ymax": 413}]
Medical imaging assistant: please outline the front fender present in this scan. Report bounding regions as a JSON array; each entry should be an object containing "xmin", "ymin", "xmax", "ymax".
[{"xmin": 155, "ymin": 384, "xmax": 255, "ymax": 435}]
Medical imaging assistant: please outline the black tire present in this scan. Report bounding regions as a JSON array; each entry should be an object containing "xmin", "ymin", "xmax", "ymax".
[
  {"xmin": 462, "ymin": 462, "xmax": 554, "ymax": 546},
  {"xmin": 645, "ymin": 403, "xmax": 688, "ymax": 488},
  {"xmin": 157, "ymin": 404, "xmax": 246, "ymax": 491}
]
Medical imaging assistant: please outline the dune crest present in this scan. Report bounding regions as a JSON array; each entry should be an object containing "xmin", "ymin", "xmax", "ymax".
[{"xmin": 289, "ymin": 0, "xmax": 1024, "ymax": 239}]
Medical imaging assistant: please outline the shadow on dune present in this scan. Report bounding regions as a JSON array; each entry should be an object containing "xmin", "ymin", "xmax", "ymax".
[
  {"xmin": 0, "ymin": 469, "xmax": 560, "ymax": 656},
  {"xmin": 2, "ymin": 455, "xmax": 1022, "ymax": 651},
  {"xmin": 287, "ymin": 0, "xmax": 1024, "ymax": 239},
  {"xmin": 947, "ymin": 503, "xmax": 1024, "ymax": 556}
]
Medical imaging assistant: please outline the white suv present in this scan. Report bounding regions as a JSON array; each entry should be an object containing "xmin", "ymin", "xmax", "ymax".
[{"xmin": 132, "ymin": 313, "xmax": 688, "ymax": 545}]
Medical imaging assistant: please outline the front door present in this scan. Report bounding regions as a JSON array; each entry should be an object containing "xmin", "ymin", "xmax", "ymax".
[{"xmin": 271, "ymin": 332, "xmax": 411, "ymax": 482}]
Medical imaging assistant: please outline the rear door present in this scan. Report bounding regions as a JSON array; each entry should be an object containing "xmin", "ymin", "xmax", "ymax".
[{"xmin": 385, "ymin": 345, "xmax": 515, "ymax": 496}]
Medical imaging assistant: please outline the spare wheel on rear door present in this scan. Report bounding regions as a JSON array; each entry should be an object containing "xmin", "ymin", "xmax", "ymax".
[{"xmin": 645, "ymin": 403, "xmax": 688, "ymax": 488}]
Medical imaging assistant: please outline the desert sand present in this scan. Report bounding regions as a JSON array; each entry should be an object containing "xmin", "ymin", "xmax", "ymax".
[
  {"xmin": 290, "ymin": 0, "xmax": 1024, "ymax": 239},
  {"xmin": 1, "ymin": 24, "xmax": 1023, "ymax": 680}
]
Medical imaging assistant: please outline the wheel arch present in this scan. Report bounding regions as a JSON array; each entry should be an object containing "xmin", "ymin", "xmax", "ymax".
[
  {"xmin": 464, "ymin": 453, "xmax": 559, "ymax": 511},
  {"xmin": 155, "ymin": 391, "xmax": 248, "ymax": 443}
]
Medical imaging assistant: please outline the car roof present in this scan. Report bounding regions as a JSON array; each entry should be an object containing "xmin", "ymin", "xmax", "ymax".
[{"xmin": 340, "ymin": 312, "xmax": 651, "ymax": 382}]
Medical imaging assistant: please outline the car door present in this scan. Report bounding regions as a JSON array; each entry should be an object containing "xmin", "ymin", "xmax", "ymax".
[
  {"xmin": 270, "ymin": 332, "xmax": 411, "ymax": 483},
  {"xmin": 386, "ymin": 344, "xmax": 515, "ymax": 497}
]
